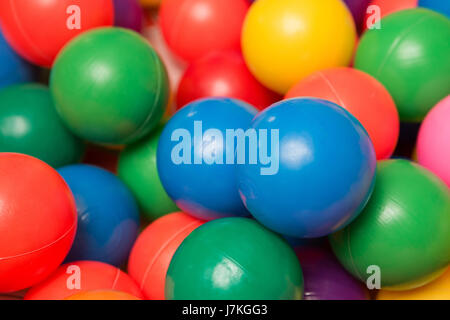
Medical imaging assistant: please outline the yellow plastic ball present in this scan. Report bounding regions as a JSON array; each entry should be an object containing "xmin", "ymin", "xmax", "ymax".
[
  {"xmin": 378, "ymin": 267, "xmax": 450, "ymax": 300},
  {"xmin": 241, "ymin": 0, "xmax": 356, "ymax": 94}
]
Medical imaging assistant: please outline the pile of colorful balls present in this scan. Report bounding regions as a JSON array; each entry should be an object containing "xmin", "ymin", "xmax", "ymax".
[{"xmin": 0, "ymin": 0, "xmax": 449, "ymax": 301}]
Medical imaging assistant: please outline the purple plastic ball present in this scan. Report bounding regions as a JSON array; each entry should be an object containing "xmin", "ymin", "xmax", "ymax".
[
  {"xmin": 113, "ymin": 0, "xmax": 144, "ymax": 32},
  {"xmin": 295, "ymin": 246, "xmax": 369, "ymax": 300}
]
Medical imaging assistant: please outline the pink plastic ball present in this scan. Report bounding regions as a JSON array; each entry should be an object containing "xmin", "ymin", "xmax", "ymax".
[{"xmin": 417, "ymin": 96, "xmax": 450, "ymax": 187}]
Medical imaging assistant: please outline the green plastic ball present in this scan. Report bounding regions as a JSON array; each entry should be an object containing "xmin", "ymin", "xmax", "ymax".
[
  {"xmin": 0, "ymin": 84, "xmax": 85, "ymax": 167},
  {"xmin": 165, "ymin": 217, "xmax": 304, "ymax": 300},
  {"xmin": 330, "ymin": 159, "xmax": 450, "ymax": 290},
  {"xmin": 355, "ymin": 9, "xmax": 450, "ymax": 122},
  {"xmin": 118, "ymin": 126, "xmax": 178, "ymax": 220},
  {"xmin": 50, "ymin": 27, "xmax": 169, "ymax": 145}
]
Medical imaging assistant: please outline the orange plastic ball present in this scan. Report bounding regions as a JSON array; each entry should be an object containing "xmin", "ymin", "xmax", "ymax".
[
  {"xmin": 66, "ymin": 290, "xmax": 141, "ymax": 300},
  {"xmin": 128, "ymin": 212, "xmax": 204, "ymax": 300},
  {"xmin": 286, "ymin": 68, "xmax": 399, "ymax": 159},
  {"xmin": 24, "ymin": 261, "xmax": 144, "ymax": 300}
]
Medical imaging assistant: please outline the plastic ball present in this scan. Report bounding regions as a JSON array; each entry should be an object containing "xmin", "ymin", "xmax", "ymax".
[
  {"xmin": 286, "ymin": 68, "xmax": 399, "ymax": 160},
  {"xmin": 157, "ymin": 98, "xmax": 257, "ymax": 220},
  {"xmin": 0, "ymin": 0, "xmax": 113, "ymax": 67},
  {"xmin": 0, "ymin": 153, "xmax": 77, "ymax": 293},
  {"xmin": 330, "ymin": 160, "xmax": 450, "ymax": 289},
  {"xmin": 176, "ymin": 51, "xmax": 280, "ymax": 111},
  {"xmin": 0, "ymin": 84, "xmax": 85, "ymax": 168},
  {"xmin": 66, "ymin": 290, "xmax": 141, "ymax": 300},
  {"xmin": 58, "ymin": 164, "xmax": 140, "ymax": 267},
  {"xmin": 165, "ymin": 217, "xmax": 304, "ymax": 300},
  {"xmin": 295, "ymin": 246, "xmax": 368, "ymax": 300},
  {"xmin": 118, "ymin": 126, "xmax": 178, "ymax": 221},
  {"xmin": 159, "ymin": 0, "xmax": 249, "ymax": 62},
  {"xmin": 417, "ymin": 96, "xmax": 450, "ymax": 187},
  {"xmin": 241, "ymin": 0, "xmax": 356, "ymax": 94},
  {"xmin": 50, "ymin": 27, "xmax": 169, "ymax": 145},
  {"xmin": 25, "ymin": 261, "xmax": 143, "ymax": 300},
  {"xmin": 377, "ymin": 267, "xmax": 450, "ymax": 300},
  {"xmin": 355, "ymin": 9, "xmax": 450, "ymax": 122},
  {"xmin": 0, "ymin": 28, "xmax": 34, "ymax": 89},
  {"xmin": 113, "ymin": 0, "xmax": 144, "ymax": 32},
  {"xmin": 128, "ymin": 212, "xmax": 204, "ymax": 300},
  {"xmin": 418, "ymin": 0, "xmax": 450, "ymax": 17},
  {"xmin": 237, "ymin": 98, "xmax": 376, "ymax": 238},
  {"xmin": 364, "ymin": 0, "xmax": 418, "ymax": 31},
  {"xmin": 140, "ymin": 0, "xmax": 161, "ymax": 7}
]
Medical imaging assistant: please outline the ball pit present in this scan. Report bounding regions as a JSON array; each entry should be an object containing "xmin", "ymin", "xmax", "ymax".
[
  {"xmin": 330, "ymin": 160, "xmax": 450, "ymax": 290},
  {"xmin": 286, "ymin": 68, "xmax": 399, "ymax": 160},
  {"xmin": 237, "ymin": 98, "xmax": 376, "ymax": 238},
  {"xmin": 0, "ymin": 0, "xmax": 449, "ymax": 304},
  {"xmin": 242, "ymin": 0, "xmax": 356, "ymax": 94},
  {"xmin": 0, "ymin": 84, "xmax": 85, "ymax": 168},
  {"xmin": 0, "ymin": 0, "xmax": 113, "ymax": 67},
  {"xmin": 295, "ymin": 246, "xmax": 368, "ymax": 300},
  {"xmin": 118, "ymin": 126, "xmax": 178, "ymax": 221},
  {"xmin": 58, "ymin": 164, "xmax": 140, "ymax": 267},
  {"xmin": 176, "ymin": 51, "xmax": 280, "ymax": 111},
  {"xmin": 165, "ymin": 217, "xmax": 304, "ymax": 300},
  {"xmin": 0, "ymin": 28, "xmax": 34, "ymax": 89},
  {"xmin": 128, "ymin": 212, "xmax": 204, "ymax": 300},
  {"xmin": 24, "ymin": 261, "xmax": 143, "ymax": 300},
  {"xmin": 417, "ymin": 96, "xmax": 450, "ymax": 187},
  {"xmin": 66, "ymin": 290, "xmax": 141, "ymax": 300},
  {"xmin": 355, "ymin": 9, "xmax": 450, "ymax": 122},
  {"xmin": 50, "ymin": 27, "xmax": 169, "ymax": 145},
  {"xmin": 157, "ymin": 98, "xmax": 257, "ymax": 220},
  {"xmin": 159, "ymin": 0, "xmax": 249, "ymax": 62},
  {"xmin": 0, "ymin": 153, "xmax": 77, "ymax": 293}
]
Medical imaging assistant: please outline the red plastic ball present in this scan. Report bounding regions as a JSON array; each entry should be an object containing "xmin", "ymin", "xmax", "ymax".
[
  {"xmin": 176, "ymin": 51, "xmax": 280, "ymax": 110},
  {"xmin": 128, "ymin": 212, "xmax": 204, "ymax": 300},
  {"xmin": 286, "ymin": 68, "xmax": 399, "ymax": 160},
  {"xmin": 0, "ymin": 0, "xmax": 114, "ymax": 67},
  {"xmin": 24, "ymin": 261, "xmax": 144, "ymax": 300},
  {"xmin": 0, "ymin": 153, "xmax": 77, "ymax": 293},
  {"xmin": 159, "ymin": 0, "xmax": 249, "ymax": 62}
]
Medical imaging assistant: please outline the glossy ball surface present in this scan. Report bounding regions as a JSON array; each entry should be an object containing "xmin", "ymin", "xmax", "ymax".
[
  {"xmin": 242, "ymin": 0, "xmax": 356, "ymax": 94},
  {"xmin": 0, "ymin": 0, "xmax": 113, "ymax": 67},
  {"xmin": 128, "ymin": 212, "xmax": 204, "ymax": 300},
  {"xmin": 166, "ymin": 218, "xmax": 304, "ymax": 300},
  {"xmin": 237, "ymin": 98, "xmax": 376, "ymax": 238},
  {"xmin": 286, "ymin": 68, "xmax": 399, "ymax": 160},
  {"xmin": 118, "ymin": 126, "xmax": 178, "ymax": 221},
  {"xmin": 0, "ymin": 153, "xmax": 77, "ymax": 293},
  {"xmin": 51, "ymin": 27, "xmax": 169, "ymax": 145},
  {"xmin": 159, "ymin": 0, "xmax": 249, "ymax": 62},
  {"xmin": 355, "ymin": 9, "xmax": 450, "ymax": 121},
  {"xmin": 25, "ymin": 261, "xmax": 143, "ymax": 300},
  {"xmin": 0, "ymin": 84, "xmax": 85, "ymax": 167},
  {"xmin": 330, "ymin": 160, "xmax": 450, "ymax": 289},
  {"xmin": 157, "ymin": 98, "xmax": 257, "ymax": 220},
  {"xmin": 58, "ymin": 164, "xmax": 140, "ymax": 267},
  {"xmin": 417, "ymin": 96, "xmax": 450, "ymax": 187},
  {"xmin": 176, "ymin": 51, "xmax": 279, "ymax": 111}
]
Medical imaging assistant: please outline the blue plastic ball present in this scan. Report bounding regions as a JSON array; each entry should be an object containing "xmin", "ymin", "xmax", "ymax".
[
  {"xmin": 418, "ymin": 0, "xmax": 450, "ymax": 17},
  {"xmin": 58, "ymin": 164, "xmax": 140, "ymax": 266},
  {"xmin": 0, "ymin": 28, "xmax": 34, "ymax": 89},
  {"xmin": 157, "ymin": 97, "xmax": 257, "ymax": 220},
  {"xmin": 237, "ymin": 98, "xmax": 376, "ymax": 238}
]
